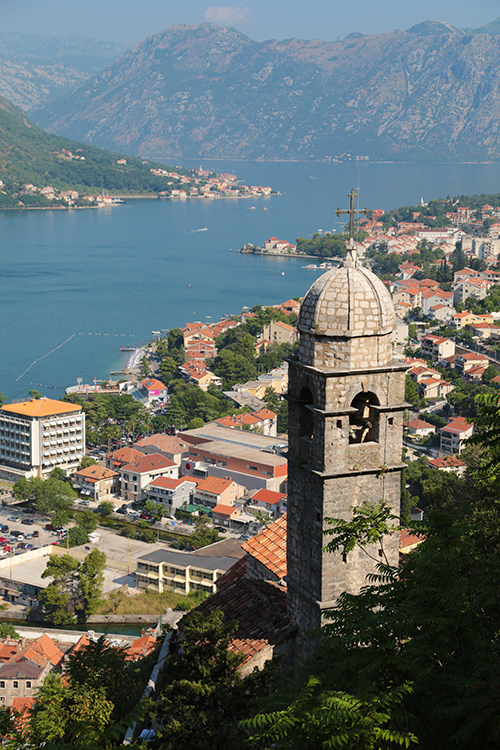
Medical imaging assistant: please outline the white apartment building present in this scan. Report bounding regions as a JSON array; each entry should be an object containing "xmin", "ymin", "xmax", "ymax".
[{"xmin": 0, "ymin": 398, "xmax": 85, "ymax": 480}]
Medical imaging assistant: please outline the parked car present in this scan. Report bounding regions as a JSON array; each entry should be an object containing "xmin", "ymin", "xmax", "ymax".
[
  {"xmin": 116, "ymin": 508, "xmax": 127, "ymax": 515},
  {"xmin": 127, "ymin": 509, "xmax": 140, "ymax": 518},
  {"xmin": 7, "ymin": 516, "xmax": 19, "ymax": 523},
  {"xmin": 45, "ymin": 524, "xmax": 55, "ymax": 531},
  {"xmin": 21, "ymin": 519, "xmax": 34, "ymax": 526},
  {"xmin": 140, "ymin": 513, "xmax": 152, "ymax": 520},
  {"xmin": 25, "ymin": 544, "xmax": 34, "ymax": 550},
  {"xmin": 12, "ymin": 532, "xmax": 24, "ymax": 541},
  {"xmin": 32, "ymin": 530, "xmax": 39, "ymax": 538},
  {"xmin": 0, "ymin": 525, "xmax": 9, "ymax": 533},
  {"xmin": 79, "ymin": 499, "xmax": 90, "ymax": 506}
]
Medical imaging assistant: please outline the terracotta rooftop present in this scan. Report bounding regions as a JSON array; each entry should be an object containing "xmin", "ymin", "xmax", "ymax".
[
  {"xmin": 241, "ymin": 514, "xmax": 287, "ymax": 580},
  {"xmin": 212, "ymin": 504, "xmax": 238, "ymax": 517},
  {"xmin": 15, "ymin": 634, "xmax": 64, "ymax": 667},
  {"xmin": 75, "ymin": 465, "xmax": 119, "ymax": 481},
  {"xmin": 149, "ymin": 476, "xmax": 196, "ymax": 490},
  {"xmin": 1, "ymin": 398, "xmax": 81, "ymax": 418},
  {"xmin": 121, "ymin": 453, "xmax": 176, "ymax": 474},
  {"xmin": 216, "ymin": 555, "xmax": 247, "ymax": 590},
  {"xmin": 187, "ymin": 577, "xmax": 290, "ymax": 665},
  {"xmin": 126, "ymin": 635, "xmax": 157, "ymax": 661},
  {"xmin": 141, "ymin": 378, "xmax": 167, "ymax": 391},
  {"xmin": 195, "ymin": 476, "xmax": 235, "ymax": 495},
  {"xmin": 108, "ymin": 447, "xmax": 144, "ymax": 464},
  {"xmin": 135, "ymin": 434, "xmax": 188, "ymax": 455},
  {"xmin": 0, "ymin": 658, "xmax": 46, "ymax": 680},
  {"xmin": 428, "ymin": 455, "xmax": 466, "ymax": 469},
  {"xmin": 251, "ymin": 488, "xmax": 287, "ymax": 505}
]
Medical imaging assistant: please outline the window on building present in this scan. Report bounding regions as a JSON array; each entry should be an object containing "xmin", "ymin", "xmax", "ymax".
[
  {"xmin": 299, "ymin": 386, "xmax": 314, "ymax": 439},
  {"xmin": 26, "ymin": 681, "xmax": 31, "ymax": 688},
  {"xmin": 13, "ymin": 681, "xmax": 18, "ymax": 689},
  {"xmin": 246, "ymin": 465, "xmax": 258, "ymax": 471},
  {"xmin": 0, "ymin": 681, "xmax": 4, "ymax": 689}
]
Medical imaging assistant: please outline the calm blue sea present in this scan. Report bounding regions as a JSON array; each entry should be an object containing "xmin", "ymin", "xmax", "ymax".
[{"xmin": 2, "ymin": 160, "xmax": 500, "ymax": 401}]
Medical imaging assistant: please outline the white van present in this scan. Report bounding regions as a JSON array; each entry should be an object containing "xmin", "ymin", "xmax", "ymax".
[{"xmin": 88, "ymin": 532, "xmax": 100, "ymax": 543}]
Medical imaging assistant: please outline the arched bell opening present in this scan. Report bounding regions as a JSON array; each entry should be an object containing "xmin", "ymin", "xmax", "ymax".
[{"xmin": 349, "ymin": 391, "xmax": 380, "ymax": 444}]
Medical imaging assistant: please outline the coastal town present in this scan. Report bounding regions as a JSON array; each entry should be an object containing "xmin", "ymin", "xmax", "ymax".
[
  {"xmin": 0, "ymin": 192, "xmax": 498, "ymax": 740},
  {"xmin": 13, "ymin": 161, "xmax": 276, "ymax": 209}
]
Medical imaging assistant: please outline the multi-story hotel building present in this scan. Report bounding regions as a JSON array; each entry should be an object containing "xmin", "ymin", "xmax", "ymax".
[{"xmin": 0, "ymin": 398, "xmax": 85, "ymax": 480}]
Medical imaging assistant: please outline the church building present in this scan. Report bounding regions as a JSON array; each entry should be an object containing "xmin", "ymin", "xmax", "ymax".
[{"xmin": 180, "ymin": 191, "xmax": 407, "ymax": 665}]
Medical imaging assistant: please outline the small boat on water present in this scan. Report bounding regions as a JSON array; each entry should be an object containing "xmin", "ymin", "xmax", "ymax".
[{"xmin": 120, "ymin": 347, "xmax": 135, "ymax": 352}]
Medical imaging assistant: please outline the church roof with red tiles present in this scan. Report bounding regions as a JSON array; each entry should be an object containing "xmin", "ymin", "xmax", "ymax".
[
  {"xmin": 216, "ymin": 555, "xmax": 247, "ymax": 591},
  {"xmin": 187, "ymin": 577, "xmax": 290, "ymax": 664},
  {"xmin": 241, "ymin": 514, "xmax": 287, "ymax": 580}
]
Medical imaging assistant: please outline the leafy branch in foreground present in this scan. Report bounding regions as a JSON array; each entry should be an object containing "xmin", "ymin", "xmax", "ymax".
[
  {"xmin": 323, "ymin": 499, "xmax": 399, "ymax": 568},
  {"xmin": 242, "ymin": 677, "xmax": 418, "ymax": 749}
]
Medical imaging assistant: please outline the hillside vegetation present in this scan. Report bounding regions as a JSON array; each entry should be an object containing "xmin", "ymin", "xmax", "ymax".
[{"xmin": 0, "ymin": 95, "xmax": 197, "ymax": 207}]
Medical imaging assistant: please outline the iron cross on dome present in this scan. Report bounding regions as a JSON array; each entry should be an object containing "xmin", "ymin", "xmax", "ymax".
[{"xmin": 336, "ymin": 189, "xmax": 368, "ymax": 259}]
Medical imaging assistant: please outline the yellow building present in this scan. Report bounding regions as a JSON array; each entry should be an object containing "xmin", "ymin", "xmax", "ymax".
[{"xmin": 0, "ymin": 398, "xmax": 85, "ymax": 480}]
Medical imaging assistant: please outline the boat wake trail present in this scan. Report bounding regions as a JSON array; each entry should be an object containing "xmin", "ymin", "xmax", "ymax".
[{"xmin": 16, "ymin": 333, "xmax": 77, "ymax": 381}]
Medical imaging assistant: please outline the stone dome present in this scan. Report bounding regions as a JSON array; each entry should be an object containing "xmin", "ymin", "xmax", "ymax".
[{"xmin": 298, "ymin": 263, "xmax": 395, "ymax": 338}]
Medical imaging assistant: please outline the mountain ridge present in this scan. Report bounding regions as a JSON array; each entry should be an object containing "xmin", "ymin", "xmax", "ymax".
[{"xmin": 30, "ymin": 20, "xmax": 500, "ymax": 162}]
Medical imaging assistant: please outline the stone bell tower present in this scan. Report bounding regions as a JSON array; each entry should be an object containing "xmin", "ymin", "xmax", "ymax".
[{"xmin": 286, "ymin": 191, "xmax": 407, "ymax": 652}]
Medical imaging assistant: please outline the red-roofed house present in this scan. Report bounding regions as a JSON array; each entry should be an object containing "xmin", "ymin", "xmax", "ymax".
[
  {"xmin": 73, "ymin": 464, "xmax": 119, "ymax": 501},
  {"xmin": 439, "ymin": 417, "xmax": 474, "ymax": 454},
  {"xmin": 417, "ymin": 377, "xmax": 455, "ymax": 400},
  {"xmin": 144, "ymin": 476, "xmax": 197, "ymax": 515},
  {"xmin": 134, "ymin": 434, "xmax": 188, "ymax": 463},
  {"xmin": 420, "ymin": 335, "xmax": 455, "ymax": 362},
  {"xmin": 140, "ymin": 378, "xmax": 168, "ymax": 404},
  {"xmin": 427, "ymin": 455, "xmax": 466, "ymax": 475},
  {"xmin": 194, "ymin": 476, "xmax": 244, "ymax": 509},
  {"xmin": 399, "ymin": 529, "xmax": 426, "ymax": 554},
  {"xmin": 120, "ymin": 453, "xmax": 179, "ymax": 503},
  {"xmin": 106, "ymin": 446, "xmax": 144, "ymax": 471},
  {"xmin": 212, "ymin": 504, "xmax": 241, "ymax": 525},
  {"xmin": 264, "ymin": 237, "xmax": 296, "ymax": 254},
  {"xmin": 125, "ymin": 634, "xmax": 157, "ymax": 661},
  {"xmin": 403, "ymin": 419, "xmax": 436, "ymax": 438},
  {"xmin": 248, "ymin": 488, "xmax": 287, "ymax": 519}
]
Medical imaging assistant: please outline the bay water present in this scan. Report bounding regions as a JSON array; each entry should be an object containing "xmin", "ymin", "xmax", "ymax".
[{"xmin": 1, "ymin": 159, "xmax": 500, "ymax": 401}]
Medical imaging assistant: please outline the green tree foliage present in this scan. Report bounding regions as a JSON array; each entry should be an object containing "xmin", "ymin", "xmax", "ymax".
[
  {"xmin": 0, "ymin": 622, "xmax": 18, "ymax": 638},
  {"xmin": 404, "ymin": 375, "xmax": 421, "ymax": 409},
  {"xmin": 97, "ymin": 500, "xmax": 115, "ymax": 516},
  {"xmin": 40, "ymin": 554, "xmax": 80, "ymax": 626},
  {"xmin": 78, "ymin": 455, "xmax": 98, "ymax": 470},
  {"xmin": 79, "ymin": 549, "xmax": 107, "ymax": 616},
  {"xmin": 190, "ymin": 516, "xmax": 220, "ymax": 549},
  {"xmin": 295, "ymin": 232, "xmax": 350, "ymax": 258},
  {"xmin": 482, "ymin": 364, "xmax": 499, "ymax": 384},
  {"xmin": 13, "ymin": 476, "xmax": 75, "ymax": 524},
  {"xmin": 67, "ymin": 636, "xmax": 145, "ymax": 722},
  {"xmin": 77, "ymin": 510, "xmax": 99, "ymax": 534},
  {"xmin": 148, "ymin": 609, "xmax": 278, "ymax": 750},
  {"xmin": 39, "ymin": 550, "xmax": 106, "ymax": 624},
  {"xmin": 68, "ymin": 526, "xmax": 89, "ymax": 548}
]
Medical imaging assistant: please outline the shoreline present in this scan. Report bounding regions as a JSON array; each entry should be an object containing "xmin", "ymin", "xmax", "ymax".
[{"xmin": 0, "ymin": 191, "xmax": 280, "ymax": 212}]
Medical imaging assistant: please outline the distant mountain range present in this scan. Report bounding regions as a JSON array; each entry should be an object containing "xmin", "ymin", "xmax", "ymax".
[
  {"xmin": 13, "ymin": 20, "xmax": 500, "ymax": 162},
  {"xmin": 0, "ymin": 33, "xmax": 125, "ymax": 111}
]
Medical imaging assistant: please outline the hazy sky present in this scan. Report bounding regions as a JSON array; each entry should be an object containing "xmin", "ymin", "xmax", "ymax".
[{"xmin": 1, "ymin": 0, "xmax": 499, "ymax": 47}]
